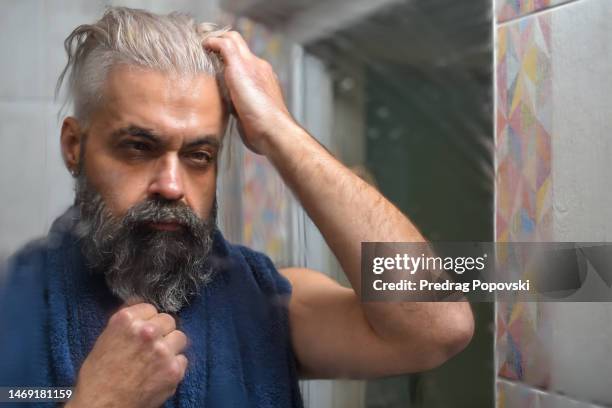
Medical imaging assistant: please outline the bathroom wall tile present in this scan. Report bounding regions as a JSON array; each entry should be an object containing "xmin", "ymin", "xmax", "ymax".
[
  {"xmin": 0, "ymin": 0, "xmax": 45, "ymax": 99},
  {"xmin": 496, "ymin": 300, "xmax": 552, "ymax": 388},
  {"xmin": 545, "ymin": 1, "xmax": 612, "ymax": 403},
  {"xmin": 498, "ymin": 380, "xmax": 608, "ymax": 408},
  {"xmin": 224, "ymin": 17, "xmax": 295, "ymax": 266},
  {"xmin": 42, "ymin": 0, "xmax": 108, "ymax": 100},
  {"xmin": 148, "ymin": 0, "xmax": 222, "ymax": 21},
  {"xmin": 107, "ymin": 0, "xmax": 152, "ymax": 10},
  {"xmin": 497, "ymin": 380, "xmax": 540, "ymax": 408},
  {"xmin": 0, "ymin": 101, "xmax": 48, "ymax": 258},
  {"xmin": 495, "ymin": 19, "xmax": 553, "ymax": 389},
  {"xmin": 549, "ymin": 0, "xmax": 612, "ymax": 243},
  {"xmin": 545, "ymin": 303, "xmax": 612, "ymax": 405},
  {"xmin": 496, "ymin": 0, "xmax": 612, "ymax": 405},
  {"xmin": 496, "ymin": 0, "xmax": 575, "ymax": 23},
  {"xmin": 495, "ymin": 14, "xmax": 553, "ymax": 244},
  {"xmin": 42, "ymin": 103, "xmax": 74, "ymax": 231},
  {"xmin": 538, "ymin": 387, "xmax": 607, "ymax": 408}
]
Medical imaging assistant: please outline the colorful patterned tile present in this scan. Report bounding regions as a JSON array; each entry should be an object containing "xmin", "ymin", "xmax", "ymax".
[
  {"xmin": 496, "ymin": 14, "xmax": 552, "ymax": 244},
  {"xmin": 496, "ymin": 300, "xmax": 553, "ymax": 387},
  {"xmin": 495, "ymin": 12, "xmax": 553, "ymax": 389},
  {"xmin": 496, "ymin": 0, "xmax": 574, "ymax": 23},
  {"xmin": 216, "ymin": 16, "xmax": 296, "ymax": 265}
]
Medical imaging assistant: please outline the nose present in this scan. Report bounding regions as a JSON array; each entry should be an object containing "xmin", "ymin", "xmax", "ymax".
[{"xmin": 147, "ymin": 154, "xmax": 184, "ymax": 201}]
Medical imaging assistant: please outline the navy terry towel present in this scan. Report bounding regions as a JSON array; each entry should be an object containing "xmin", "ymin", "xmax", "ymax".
[{"xmin": 0, "ymin": 209, "xmax": 303, "ymax": 407}]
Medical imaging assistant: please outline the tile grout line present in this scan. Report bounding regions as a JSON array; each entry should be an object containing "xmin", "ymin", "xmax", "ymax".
[
  {"xmin": 497, "ymin": 0, "xmax": 583, "ymax": 27},
  {"xmin": 492, "ymin": 0, "xmax": 499, "ymax": 406},
  {"xmin": 497, "ymin": 378, "xmax": 612, "ymax": 408}
]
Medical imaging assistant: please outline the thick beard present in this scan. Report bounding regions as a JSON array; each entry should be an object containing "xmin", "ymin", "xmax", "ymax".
[{"xmin": 73, "ymin": 174, "xmax": 217, "ymax": 312}]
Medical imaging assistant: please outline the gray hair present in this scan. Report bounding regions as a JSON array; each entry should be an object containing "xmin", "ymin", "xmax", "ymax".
[{"xmin": 56, "ymin": 6, "xmax": 230, "ymax": 125}]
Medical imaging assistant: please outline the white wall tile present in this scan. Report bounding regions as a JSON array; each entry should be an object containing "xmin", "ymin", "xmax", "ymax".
[
  {"xmin": 0, "ymin": 0, "xmax": 45, "ymax": 99},
  {"xmin": 547, "ymin": 0, "xmax": 612, "ymax": 405},
  {"xmin": 0, "ymin": 101, "xmax": 48, "ymax": 258},
  {"xmin": 147, "ymin": 0, "xmax": 221, "ymax": 21},
  {"xmin": 539, "ymin": 387, "xmax": 606, "ymax": 408},
  {"xmin": 108, "ymin": 0, "xmax": 153, "ymax": 10},
  {"xmin": 546, "ymin": 302, "xmax": 612, "ymax": 405},
  {"xmin": 551, "ymin": 0, "xmax": 612, "ymax": 242},
  {"xmin": 109, "ymin": 0, "xmax": 221, "ymax": 18},
  {"xmin": 42, "ymin": 0, "xmax": 108, "ymax": 100},
  {"xmin": 498, "ymin": 379, "xmax": 608, "ymax": 408},
  {"xmin": 43, "ymin": 103, "xmax": 74, "ymax": 230}
]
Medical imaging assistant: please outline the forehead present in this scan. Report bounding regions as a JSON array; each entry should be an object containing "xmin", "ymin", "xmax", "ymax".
[{"xmin": 96, "ymin": 64, "xmax": 225, "ymax": 136}]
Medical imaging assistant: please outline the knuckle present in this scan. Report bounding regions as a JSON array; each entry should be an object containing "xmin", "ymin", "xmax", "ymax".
[
  {"xmin": 258, "ymin": 58, "xmax": 272, "ymax": 70},
  {"xmin": 128, "ymin": 321, "xmax": 140, "ymax": 337},
  {"xmin": 143, "ymin": 303, "xmax": 158, "ymax": 315},
  {"xmin": 109, "ymin": 309, "xmax": 132, "ymax": 327},
  {"xmin": 153, "ymin": 341, "xmax": 171, "ymax": 359},
  {"xmin": 137, "ymin": 322, "xmax": 159, "ymax": 342}
]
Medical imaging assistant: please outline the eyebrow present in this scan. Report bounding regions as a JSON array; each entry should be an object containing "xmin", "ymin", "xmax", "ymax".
[
  {"xmin": 184, "ymin": 136, "xmax": 221, "ymax": 150},
  {"xmin": 112, "ymin": 125, "xmax": 221, "ymax": 149}
]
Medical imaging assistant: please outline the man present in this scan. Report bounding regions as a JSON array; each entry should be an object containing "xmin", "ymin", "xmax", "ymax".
[{"xmin": 0, "ymin": 7, "xmax": 473, "ymax": 408}]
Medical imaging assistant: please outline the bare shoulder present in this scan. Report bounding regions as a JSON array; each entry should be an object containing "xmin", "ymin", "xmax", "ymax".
[
  {"xmin": 278, "ymin": 267, "xmax": 333, "ymax": 284},
  {"xmin": 278, "ymin": 267, "xmax": 352, "ymax": 297}
]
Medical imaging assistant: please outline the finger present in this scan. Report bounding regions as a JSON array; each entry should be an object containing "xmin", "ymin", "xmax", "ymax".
[
  {"xmin": 147, "ymin": 313, "xmax": 176, "ymax": 336},
  {"xmin": 122, "ymin": 302, "xmax": 158, "ymax": 320},
  {"xmin": 175, "ymin": 354, "xmax": 188, "ymax": 380},
  {"xmin": 163, "ymin": 330, "xmax": 188, "ymax": 354},
  {"xmin": 220, "ymin": 31, "xmax": 251, "ymax": 57},
  {"xmin": 203, "ymin": 37, "xmax": 240, "ymax": 63}
]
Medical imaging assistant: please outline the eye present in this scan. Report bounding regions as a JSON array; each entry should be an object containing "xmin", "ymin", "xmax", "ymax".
[
  {"xmin": 118, "ymin": 139, "xmax": 153, "ymax": 153},
  {"xmin": 187, "ymin": 151, "xmax": 212, "ymax": 165},
  {"xmin": 126, "ymin": 141, "xmax": 151, "ymax": 151}
]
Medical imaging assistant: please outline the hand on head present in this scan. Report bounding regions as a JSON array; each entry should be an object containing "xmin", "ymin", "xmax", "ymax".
[{"xmin": 203, "ymin": 31, "xmax": 296, "ymax": 155}]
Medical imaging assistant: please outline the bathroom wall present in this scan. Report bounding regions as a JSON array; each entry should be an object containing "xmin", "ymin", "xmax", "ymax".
[
  {"xmin": 214, "ymin": 16, "xmax": 303, "ymax": 269},
  {"xmin": 495, "ymin": 0, "xmax": 612, "ymax": 406},
  {"xmin": 0, "ymin": 0, "xmax": 222, "ymax": 261}
]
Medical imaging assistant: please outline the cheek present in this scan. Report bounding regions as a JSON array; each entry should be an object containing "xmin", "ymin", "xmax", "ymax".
[
  {"xmin": 183, "ymin": 169, "xmax": 217, "ymax": 219},
  {"xmin": 84, "ymin": 154, "xmax": 150, "ymax": 217}
]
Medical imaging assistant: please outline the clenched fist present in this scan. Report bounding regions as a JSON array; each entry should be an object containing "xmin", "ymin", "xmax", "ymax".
[{"xmin": 66, "ymin": 303, "xmax": 188, "ymax": 408}]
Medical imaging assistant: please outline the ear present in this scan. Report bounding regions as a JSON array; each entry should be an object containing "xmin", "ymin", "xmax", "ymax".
[{"xmin": 60, "ymin": 117, "xmax": 83, "ymax": 177}]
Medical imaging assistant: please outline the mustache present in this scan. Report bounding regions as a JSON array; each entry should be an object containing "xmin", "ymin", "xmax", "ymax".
[{"xmin": 122, "ymin": 198, "xmax": 205, "ymax": 234}]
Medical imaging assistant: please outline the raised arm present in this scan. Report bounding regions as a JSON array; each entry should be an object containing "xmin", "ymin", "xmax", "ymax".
[{"xmin": 205, "ymin": 31, "xmax": 474, "ymax": 378}]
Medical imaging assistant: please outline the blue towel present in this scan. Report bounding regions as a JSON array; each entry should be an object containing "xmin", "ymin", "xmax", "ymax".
[{"xmin": 0, "ymin": 208, "xmax": 303, "ymax": 407}]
